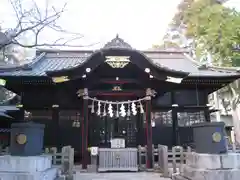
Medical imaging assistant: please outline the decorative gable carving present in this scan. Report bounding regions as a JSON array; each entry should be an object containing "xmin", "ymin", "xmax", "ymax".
[{"xmin": 103, "ymin": 34, "xmax": 132, "ymax": 49}]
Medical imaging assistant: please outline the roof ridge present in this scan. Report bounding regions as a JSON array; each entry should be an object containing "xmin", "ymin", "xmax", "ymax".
[
  {"xmin": 36, "ymin": 49, "xmax": 94, "ymax": 53},
  {"xmin": 144, "ymin": 49, "xmax": 189, "ymax": 53},
  {"xmin": 208, "ymin": 65, "xmax": 240, "ymax": 72},
  {"xmin": 27, "ymin": 52, "xmax": 46, "ymax": 68},
  {"xmin": 184, "ymin": 53, "xmax": 240, "ymax": 74},
  {"xmin": 183, "ymin": 53, "xmax": 202, "ymax": 66}
]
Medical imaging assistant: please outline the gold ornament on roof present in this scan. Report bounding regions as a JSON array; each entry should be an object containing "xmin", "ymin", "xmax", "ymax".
[
  {"xmin": 105, "ymin": 56, "xmax": 130, "ymax": 68},
  {"xmin": 146, "ymin": 88, "xmax": 157, "ymax": 97},
  {"xmin": 52, "ymin": 76, "xmax": 69, "ymax": 83},
  {"xmin": 112, "ymin": 86, "xmax": 122, "ymax": 91},
  {"xmin": 77, "ymin": 88, "xmax": 88, "ymax": 97}
]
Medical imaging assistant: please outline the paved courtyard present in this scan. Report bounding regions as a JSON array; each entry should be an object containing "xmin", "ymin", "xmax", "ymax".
[{"xmin": 75, "ymin": 172, "xmax": 171, "ymax": 180}]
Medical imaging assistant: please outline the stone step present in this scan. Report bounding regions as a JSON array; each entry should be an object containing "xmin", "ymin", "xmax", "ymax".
[
  {"xmin": 182, "ymin": 165, "xmax": 240, "ymax": 180},
  {"xmin": 186, "ymin": 152, "xmax": 240, "ymax": 170},
  {"xmin": 0, "ymin": 167, "xmax": 58, "ymax": 180},
  {"xmin": 172, "ymin": 175, "xmax": 189, "ymax": 180}
]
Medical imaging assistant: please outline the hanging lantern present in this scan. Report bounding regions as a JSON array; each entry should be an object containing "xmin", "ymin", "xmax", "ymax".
[
  {"xmin": 151, "ymin": 113, "xmax": 156, "ymax": 127},
  {"xmin": 73, "ymin": 112, "xmax": 81, "ymax": 128},
  {"xmin": 139, "ymin": 102, "xmax": 144, "ymax": 114},
  {"xmin": 116, "ymin": 103, "xmax": 119, "ymax": 117},
  {"xmin": 126, "ymin": 102, "xmax": 131, "ymax": 120},
  {"xmin": 127, "ymin": 102, "xmax": 131, "ymax": 116},
  {"xmin": 151, "ymin": 120, "xmax": 156, "ymax": 127},
  {"xmin": 82, "ymin": 96, "xmax": 147, "ymax": 118},
  {"xmin": 120, "ymin": 103, "xmax": 126, "ymax": 117},
  {"xmin": 72, "ymin": 121, "xmax": 76, "ymax": 127},
  {"xmin": 103, "ymin": 103, "xmax": 107, "ymax": 116},
  {"xmin": 108, "ymin": 103, "xmax": 113, "ymax": 117},
  {"xmin": 97, "ymin": 101, "xmax": 101, "ymax": 116},
  {"xmin": 76, "ymin": 120, "xmax": 80, "ymax": 127},
  {"xmin": 91, "ymin": 99, "xmax": 95, "ymax": 113},
  {"xmin": 131, "ymin": 102, "xmax": 137, "ymax": 116}
]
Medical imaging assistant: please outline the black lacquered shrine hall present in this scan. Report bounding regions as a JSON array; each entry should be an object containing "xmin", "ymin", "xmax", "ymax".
[{"xmin": 0, "ymin": 35, "xmax": 239, "ymax": 168}]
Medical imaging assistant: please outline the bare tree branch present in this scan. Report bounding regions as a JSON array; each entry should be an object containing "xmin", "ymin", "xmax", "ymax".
[
  {"xmin": 0, "ymin": 0, "xmax": 91, "ymax": 49},
  {"xmin": 9, "ymin": 0, "xmax": 23, "ymax": 30},
  {"xmin": 12, "ymin": 41, "xmax": 99, "ymax": 48}
]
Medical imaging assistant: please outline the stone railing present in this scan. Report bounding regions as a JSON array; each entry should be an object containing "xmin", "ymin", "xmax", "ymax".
[
  {"xmin": 170, "ymin": 146, "xmax": 192, "ymax": 175},
  {"xmin": 173, "ymin": 152, "xmax": 240, "ymax": 180},
  {"xmin": 156, "ymin": 145, "xmax": 169, "ymax": 177},
  {"xmin": 138, "ymin": 145, "xmax": 192, "ymax": 177},
  {"xmin": 45, "ymin": 146, "xmax": 75, "ymax": 179},
  {"xmin": 0, "ymin": 146, "xmax": 9, "ymax": 155},
  {"xmin": 45, "ymin": 146, "xmax": 74, "ymax": 164}
]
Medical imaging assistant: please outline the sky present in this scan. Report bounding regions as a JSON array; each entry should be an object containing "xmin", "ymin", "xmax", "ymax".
[
  {"xmin": 0, "ymin": 0, "xmax": 182, "ymax": 50},
  {"xmin": 225, "ymin": 0, "xmax": 240, "ymax": 10},
  {"xmin": 0, "ymin": 0, "xmax": 239, "ymax": 50}
]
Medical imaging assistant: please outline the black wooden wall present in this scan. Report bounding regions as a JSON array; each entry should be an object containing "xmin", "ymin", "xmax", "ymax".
[{"xmin": 20, "ymin": 87, "xmax": 209, "ymax": 149}]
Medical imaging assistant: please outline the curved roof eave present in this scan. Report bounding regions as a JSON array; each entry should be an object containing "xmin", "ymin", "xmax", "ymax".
[{"xmin": 46, "ymin": 47, "xmax": 189, "ymax": 77}]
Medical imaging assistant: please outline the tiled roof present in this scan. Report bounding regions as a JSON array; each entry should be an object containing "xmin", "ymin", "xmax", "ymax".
[
  {"xmin": 146, "ymin": 52, "xmax": 240, "ymax": 77},
  {"xmin": 0, "ymin": 52, "xmax": 89, "ymax": 76},
  {"xmin": 0, "ymin": 106, "xmax": 18, "ymax": 111},
  {"xmin": 0, "ymin": 49, "xmax": 239, "ymax": 78},
  {"xmin": 0, "ymin": 128, "xmax": 10, "ymax": 133}
]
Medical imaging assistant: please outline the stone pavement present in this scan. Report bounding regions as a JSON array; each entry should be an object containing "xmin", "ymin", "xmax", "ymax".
[{"xmin": 75, "ymin": 172, "xmax": 171, "ymax": 180}]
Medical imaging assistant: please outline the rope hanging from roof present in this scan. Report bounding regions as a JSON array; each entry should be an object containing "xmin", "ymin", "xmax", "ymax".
[
  {"xmin": 86, "ymin": 96, "xmax": 147, "ymax": 104},
  {"xmin": 86, "ymin": 96, "xmax": 146, "ymax": 118}
]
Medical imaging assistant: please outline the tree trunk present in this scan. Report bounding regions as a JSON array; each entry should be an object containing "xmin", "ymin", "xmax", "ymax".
[{"xmin": 232, "ymin": 104, "xmax": 240, "ymax": 145}]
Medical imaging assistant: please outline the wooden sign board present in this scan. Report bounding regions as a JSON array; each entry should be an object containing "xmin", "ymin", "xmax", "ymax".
[{"xmin": 111, "ymin": 138, "xmax": 125, "ymax": 148}]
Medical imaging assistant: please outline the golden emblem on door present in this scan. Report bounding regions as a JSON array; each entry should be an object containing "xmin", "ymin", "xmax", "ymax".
[
  {"xmin": 16, "ymin": 134, "xmax": 27, "ymax": 145},
  {"xmin": 212, "ymin": 132, "xmax": 222, "ymax": 143}
]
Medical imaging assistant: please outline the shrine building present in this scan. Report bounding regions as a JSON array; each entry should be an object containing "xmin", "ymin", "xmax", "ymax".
[{"xmin": 0, "ymin": 35, "xmax": 239, "ymax": 168}]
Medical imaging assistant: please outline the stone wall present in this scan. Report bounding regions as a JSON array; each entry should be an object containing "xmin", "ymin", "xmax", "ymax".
[
  {"xmin": 177, "ymin": 152, "xmax": 240, "ymax": 180},
  {"xmin": 0, "ymin": 155, "xmax": 58, "ymax": 180}
]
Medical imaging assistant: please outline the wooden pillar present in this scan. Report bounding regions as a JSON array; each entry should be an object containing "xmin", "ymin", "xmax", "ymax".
[
  {"xmin": 172, "ymin": 106, "xmax": 178, "ymax": 146},
  {"xmin": 145, "ymin": 88, "xmax": 153, "ymax": 169},
  {"xmin": 114, "ymin": 118, "xmax": 119, "ymax": 137},
  {"xmin": 138, "ymin": 112, "xmax": 144, "ymax": 145},
  {"xmin": 171, "ymin": 91, "xmax": 178, "ymax": 146},
  {"xmin": 52, "ymin": 105, "xmax": 59, "ymax": 148},
  {"xmin": 204, "ymin": 90, "xmax": 211, "ymax": 122},
  {"xmin": 136, "ymin": 112, "xmax": 141, "ymax": 145},
  {"xmin": 16, "ymin": 105, "xmax": 24, "ymax": 120},
  {"xmin": 204, "ymin": 108, "xmax": 211, "ymax": 122},
  {"xmin": 82, "ymin": 88, "xmax": 89, "ymax": 169},
  {"xmin": 17, "ymin": 92, "xmax": 25, "ymax": 120},
  {"xmin": 104, "ymin": 116, "xmax": 108, "ymax": 145}
]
